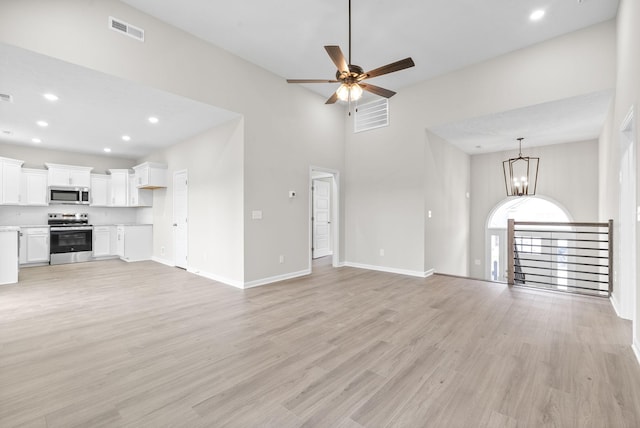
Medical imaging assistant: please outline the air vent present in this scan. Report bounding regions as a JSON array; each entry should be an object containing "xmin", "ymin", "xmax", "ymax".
[
  {"xmin": 109, "ymin": 16, "xmax": 144, "ymax": 42},
  {"xmin": 0, "ymin": 93, "xmax": 13, "ymax": 103},
  {"xmin": 354, "ymin": 98, "xmax": 389, "ymax": 133}
]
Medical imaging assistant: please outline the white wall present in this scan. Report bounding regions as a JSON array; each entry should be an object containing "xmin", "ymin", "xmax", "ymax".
[
  {"xmin": 0, "ymin": 0, "xmax": 346, "ymax": 285},
  {"xmin": 424, "ymin": 131, "xmax": 470, "ymax": 276},
  {"xmin": 140, "ymin": 118, "xmax": 245, "ymax": 285},
  {"xmin": 469, "ymin": 140, "xmax": 600, "ymax": 279},
  {"xmin": 345, "ymin": 21, "xmax": 615, "ymax": 276},
  {"xmin": 599, "ymin": 0, "xmax": 640, "ymax": 358}
]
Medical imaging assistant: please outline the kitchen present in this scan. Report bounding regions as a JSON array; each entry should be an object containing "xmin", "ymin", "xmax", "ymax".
[{"xmin": 0, "ymin": 159, "xmax": 163, "ymax": 285}]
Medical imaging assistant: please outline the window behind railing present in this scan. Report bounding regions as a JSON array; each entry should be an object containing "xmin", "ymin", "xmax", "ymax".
[{"xmin": 507, "ymin": 220, "xmax": 613, "ymax": 297}]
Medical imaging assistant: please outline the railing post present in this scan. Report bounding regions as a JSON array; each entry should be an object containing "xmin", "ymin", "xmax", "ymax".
[
  {"xmin": 507, "ymin": 219, "xmax": 515, "ymax": 286},
  {"xmin": 608, "ymin": 219, "xmax": 614, "ymax": 296}
]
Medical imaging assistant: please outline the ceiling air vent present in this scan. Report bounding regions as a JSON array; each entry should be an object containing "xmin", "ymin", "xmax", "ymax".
[
  {"xmin": 109, "ymin": 16, "xmax": 144, "ymax": 42},
  {"xmin": 0, "ymin": 93, "xmax": 13, "ymax": 103},
  {"xmin": 354, "ymin": 98, "xmax": 389, "ymax": 133}
]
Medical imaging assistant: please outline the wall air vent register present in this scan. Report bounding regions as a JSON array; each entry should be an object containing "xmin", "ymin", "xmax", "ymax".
[
  {"xmin": 109, "ymin": 16, "xmax": 145, "ymax": 42},
  {"xmin": 354, "ymin": 98, "xmax": 389, "ymax": 133}
]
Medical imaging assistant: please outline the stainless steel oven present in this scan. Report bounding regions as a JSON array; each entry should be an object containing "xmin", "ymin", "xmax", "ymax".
[{"xmin": 48, "ymin": 213, "xmax": 93, "ymax": 265}]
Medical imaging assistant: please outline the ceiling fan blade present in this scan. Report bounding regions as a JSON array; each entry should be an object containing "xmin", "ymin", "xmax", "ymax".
[
  {"xmin": 360, "ymin": 83, "xmax": 396, "ymax": 98},
  {"xmin": 325, "ymin": 92, "xmax": 339, "ymax": 104},
  {"xmin": 363, "ymin": 57, "xmax": 415, "ymax": 80},
  {"xmin": 325, "ymin": 46, "xmax": 349, "ymax": 73},
  {"xmin": 287, "ymin": 79, "xmax": 340, "ymax": 83}
]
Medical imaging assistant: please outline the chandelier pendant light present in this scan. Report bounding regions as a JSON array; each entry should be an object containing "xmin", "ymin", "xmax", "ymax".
[{"xmin": 503, "ymin": 137, "xmax": 539, "ymax": 196}]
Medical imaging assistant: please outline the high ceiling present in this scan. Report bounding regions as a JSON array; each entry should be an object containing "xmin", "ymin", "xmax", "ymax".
[{"xmin": 0, "ymin": 0, "xmax": 620, "ymax": 158}]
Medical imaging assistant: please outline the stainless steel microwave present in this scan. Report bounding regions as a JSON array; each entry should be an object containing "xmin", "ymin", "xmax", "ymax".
[{"xmin": 48, "ymin": 187, "xmax": 90, "ymax": 205}]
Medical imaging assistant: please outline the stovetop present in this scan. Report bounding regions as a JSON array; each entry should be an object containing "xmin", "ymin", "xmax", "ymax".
[{"xmin": 48, "ymin": 213, "xmax": 89, "ymax": 226}]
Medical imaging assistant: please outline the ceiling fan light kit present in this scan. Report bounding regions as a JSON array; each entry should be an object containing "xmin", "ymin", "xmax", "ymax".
[{"xmin": 287, "ymin": 0, "xmax": 415, "ymax": 108}]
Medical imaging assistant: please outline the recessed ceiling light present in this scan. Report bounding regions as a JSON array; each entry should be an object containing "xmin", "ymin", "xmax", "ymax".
[
  {"xmin": 36, "ymin": 120, "xmax": 49, "ymax": 127},
  {"xmin": 32, "ymin": 138, "xmax": 42, "ymax": 143},
  {"xmin": 530, "ymin": 9, "xmax": 545, "ymax": 21},
  {"xmin": 122, "ymin": 135, "xmax": 131, "ymax": 141},
  {"xmin": 148, "ymin": 116, "xmax": 159, "ymax": 124},
  {"xmin": 43, "ymin": 93, "xmax": 59, "ymax": 102},
  {"xmin": 104, "ymin": 148, "xmax": 112, "ymax": 153}
]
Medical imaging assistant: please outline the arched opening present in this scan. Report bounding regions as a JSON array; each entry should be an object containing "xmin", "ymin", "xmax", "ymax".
[{"xmin": 485, "ymin": 196, "xmax": 573, "ymax": 282}]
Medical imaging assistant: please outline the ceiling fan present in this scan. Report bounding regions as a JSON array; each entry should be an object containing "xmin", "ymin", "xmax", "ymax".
[{"xmin": 286, "ymin": 0, "xmax": 415, "ymax": 105}]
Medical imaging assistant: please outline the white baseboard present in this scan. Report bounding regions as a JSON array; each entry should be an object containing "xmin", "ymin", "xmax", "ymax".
[
  {"xmin": 151, "ymin": 256, "xmax": 174, "ymax": 267},
  {"xmin": 243, "ymin": 269, "xmax": 311, "ymax": 289},
  {"xmin": 633, "ymin": 337, "xmax": 640, "ymax": 367},
  {"xmin": 609, "ymin": 295, "xmax": 623, "ymax": 317},
  {"xmin": 187, "ymin": 267, "xmax": 245, "ymax": 289},
  {"xmin": 344, "ymin": 262, "xmax": 434, "ymax": 278}
]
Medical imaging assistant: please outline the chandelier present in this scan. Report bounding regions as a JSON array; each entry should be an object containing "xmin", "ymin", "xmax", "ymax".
[{"xmin": 502, "ymin": 138, "xmax": 539, "ymax": 196}]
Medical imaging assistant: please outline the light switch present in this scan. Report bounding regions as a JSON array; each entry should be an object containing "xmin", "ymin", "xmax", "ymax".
[{"xmin": 252, "ymin": 210, "xmax": 262, "ymax": 220}]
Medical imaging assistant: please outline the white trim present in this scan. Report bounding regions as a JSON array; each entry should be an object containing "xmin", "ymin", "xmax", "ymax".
[
  {"xmin": 309, "ymin": 166, "xmax": 341, "ymax": 270},
  {"xmin": 243, "ymin": 269, "xmax": 311, "ymax": 289},
  {"xmin": 609, "ymin": 295, "xmax": 631, "ymax": 319},
  {"xmin": 151, "ymin": 256, "xmax": 174, "ymax": 267},
  {"xmin": 633, "ymin": 338, "xmax": 640, "ymax": 367},
  {"xmin": 344, "ymin": 262, "xmax": 434, "ymax": 278},
  {"xmin": 187, "ymin": 267, "xmax": 245, "ymax": 289}
]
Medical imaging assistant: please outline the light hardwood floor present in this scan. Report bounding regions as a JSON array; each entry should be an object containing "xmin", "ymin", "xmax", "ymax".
[{"xmin": 1, "ymin": 258, "xmax": 639, "ymax": 427}]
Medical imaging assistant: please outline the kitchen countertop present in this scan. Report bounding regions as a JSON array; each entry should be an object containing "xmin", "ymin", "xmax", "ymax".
[{"xmin": 0, "ymin": 226, "xmax": 21, "ymax": 232}]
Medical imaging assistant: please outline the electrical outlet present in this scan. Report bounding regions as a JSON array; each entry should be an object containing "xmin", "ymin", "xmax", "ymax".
[
  {"xmin": 160, "ymin": 246, "xmax": 165, "ymax": 256},
  {"xmin": 379, "ymin": 249, "xmax": 385, "ymax": 256},
  {"xmin": 279, "ymin": 255, "xmax": 285, "ymax": 264}
]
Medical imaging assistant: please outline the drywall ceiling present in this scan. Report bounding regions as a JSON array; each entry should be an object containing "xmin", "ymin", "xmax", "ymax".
[
  {"xmin": 121, "ymin": 0, "xmax": 619, "ymax": 99},
  {"xmin": 0, "ymin": 43, "xmax": 240, "ymax": 159},
  {"xmin": 430, "ymin": 90, "xmax": 614, "ymax": 154}
]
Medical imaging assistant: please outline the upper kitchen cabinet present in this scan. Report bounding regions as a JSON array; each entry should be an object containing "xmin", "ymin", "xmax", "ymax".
[
  {"xmin": 129, "ymin": 174, "xmax": 152, "ymax": 207},
  {"xmin": 90, "ymin": 174, "xmax": 110, "ymax": 207},
  {"xmin": 132, "ymin": 162, "xmax": 167, "ymax": 189},
  {"xmin": 20, "ymin": 168, "xmax": 48, "ymax": 206},
  {"xmin": 0, "ymin": 157, "xmax": 24, "ymax": 205},
  {"xmin": 108, "ymin": 169, "xmax": 129, "ymax": 207},
  {"xmin": 45, "ymin": 163, "xmax": 92, "ymax": 187}
]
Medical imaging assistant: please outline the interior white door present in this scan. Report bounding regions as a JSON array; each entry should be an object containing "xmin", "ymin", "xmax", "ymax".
[
  {"xmin": 618, "ymin": 129, "xmax": 636, "ymax": 320},
  {"xmin": 313, "ymin": 179, "xmax": 332, "ymax": 259},
  {"xmin": 173, "ymin": 170, "xmax": 188, "ymax": 269}
]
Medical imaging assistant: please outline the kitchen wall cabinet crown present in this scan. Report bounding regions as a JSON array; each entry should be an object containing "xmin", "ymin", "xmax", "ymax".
[
  {"xmin": 45, "ymin": 163, "xmax": 93, "ymax": 187},
  {"xmin": 0, "ymin": 157, "xmax": 24, "ymax": 205},
  {"xmin": 20, "ymin": 168, "xmax": 48, "ymax": 206},
  {"xmin": 132, "ymin": 162, "xmax": 167, "ymax": 189}
]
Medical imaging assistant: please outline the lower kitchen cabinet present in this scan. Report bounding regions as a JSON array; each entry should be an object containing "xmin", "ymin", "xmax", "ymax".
[
  {"xmin": 116, "ymin": 224, "xmax": 152, "ymax": 262},
  {"xmin": 93, "ymin": 225, "xmax": 116, "ymax": 258},
  {"xmin": 19, "ymin": 227, "xmax": 50, "ymax": 265}
]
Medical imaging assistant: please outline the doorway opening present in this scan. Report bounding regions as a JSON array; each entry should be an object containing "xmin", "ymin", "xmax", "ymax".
[
  {"xmin": 309, "ymin": 167, "xmax": 340, "ymax": 271},
  {"xmin": 486, "ymin": 196, "xmax": 572, "ymax": 282}
]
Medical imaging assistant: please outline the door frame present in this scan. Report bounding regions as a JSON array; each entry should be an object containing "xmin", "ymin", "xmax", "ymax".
[
  {"xmin": 309, "ymin": 166, "xmax": 340, "ymax": 270},
  {"xmin": 173, "ymin": 169, "xmax": 188, "ymax": 269}
]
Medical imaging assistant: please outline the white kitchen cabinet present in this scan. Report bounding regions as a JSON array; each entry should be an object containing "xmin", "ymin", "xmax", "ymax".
[
  {"xmin": 129, "ymin": 174, "xmax": 153, "ymax": 207},
  {"xmin": 108, "ymin": 169, "xmax": 129, "ymax": 207},
  {"xmin": 0, "ymin": 227, "xmax": 20, "ymax": 285},
  {"xmin": 93, "ymin": 225, "xmax": 115, "ymax": 258},
  {"xmin": 20, "ymin": 168, "xmax": 48, "ymax": 206},
  {"xmin": 19, "ymin": 227, "xmax": 50, "ymax": 265},
  {"xmin": 45, "ymin": 163, "xmax": 92, "ymax": 187},
  {"xmin": 90, "ymin": 174, "xmax": 110, "ymax": 206},
  {"xmin": 116, "ymin": 224, "xmax": 152, "ymax": 262},
  {"xmin": 132, "ymin": 162, "xmax": 167, "ymax": 189},
  {"xmin": 1, "ymin": 157, "xmax": 24, "ymax": 205}
]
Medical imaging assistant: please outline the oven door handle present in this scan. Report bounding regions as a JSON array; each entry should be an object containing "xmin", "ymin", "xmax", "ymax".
[{"xmin": 50, "ymin": 226, "xmax": 94, "ymax": 232}]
